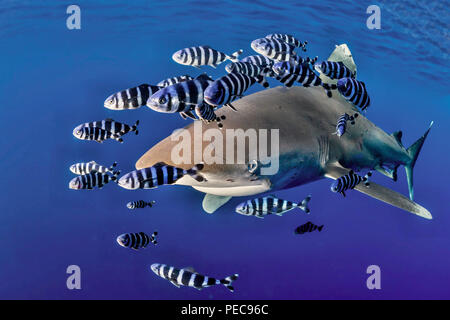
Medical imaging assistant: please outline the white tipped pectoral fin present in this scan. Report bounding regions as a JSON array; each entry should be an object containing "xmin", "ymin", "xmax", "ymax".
[
  {"xmin": 202, "ymin": 194, "xmax": 232, "ymax": 214},
  {"xmin": 325, "ymin": 164, "xmax": 432, "ymax": 220}
]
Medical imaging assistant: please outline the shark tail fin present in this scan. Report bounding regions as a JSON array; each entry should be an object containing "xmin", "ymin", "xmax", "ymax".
[{"xmin": 405, "ymin": 121, "xmax": 433, "ymax": 201}]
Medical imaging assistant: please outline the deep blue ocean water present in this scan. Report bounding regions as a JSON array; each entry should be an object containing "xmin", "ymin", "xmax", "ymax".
[{"xmin": 0, "ymin": 0, "xmax": 448, "ymax": 299}]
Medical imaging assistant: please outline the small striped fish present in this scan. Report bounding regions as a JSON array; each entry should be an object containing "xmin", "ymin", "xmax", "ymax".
[
  {"xmin": 294, "ymin": 221, "xmax": 324, "ymax": 235},
  {"xmin": 235, "ymin": 195, "xmax": 311, "ymax": 218},
  {"xmin": 273, "ymin": 60, "xmax": 322, "ymax": 88},
  {"xmin": 194, "ymin": 104, "xmax": 217, "ymax": 121},
  {"xmin": 151, "ymin": 264, "xmax": 239, "ymax": 292},
  {"xmin": 73, "ymin": 119, "xmax": 139, "ymax": 137},
  {"xmin": 157, "ymin": 75, "xmax": 194, "ymax": 87},
  {"xmin": 118, "ymin": 162, "xmax": 205, "ymax": 190},
  {"xmin": 265, "ymin": 33, "xmax": 307, "ymax": 51},
  {"xmin": 104, "ymin": 84, "xmax": 161, "ymax": 110},
  {"xmin": 204, "ymin": 73, "xmax": 264, "ymax": 108},
  {"xmin": 317, "ymin": 61, "xmax": 355, "ymax": 80},
  {"xmin": 74, "ymin": 126, "xmax": 123, "ymax": 143},
  {"xmin": 69, "ymin": 171, "xmax": 120, "ymax": 190},
  {"xmin": 126, "ymin": 200, "xmax": 156, "ymax": 209},
  {"xmin": 330, "ymin": 171, "xmax": 372, "ymax": 197},
  {"xmin": 251, "ymin": 37, "xmax": 296, "ymax": 62},
  {"xmin": 334, "ymin": 113, "xmax": 358, "ymax": 137},
  {"xmin": 291, "ymin": 55, "xmax": 318, "ymax": 65},
  {"xmin": 225, "ymin": 61, "xmax": 271, "ymax": 87},
  {"xmin": 172, "ymin": 45, "xmax": 243, "ymax": 68},
  {"xmin": 116, "ymin": 231, "xmax": 157, "ymax": 250},
  {"xmin": 337, "ymin": 78, "xmax": 371, "ymax": 111},
  {"xmin": 147, "ymin": 74, "xmax": 213, "ymax": 114},
  {"xmin": 240, "ymin": 54, "xmax": 273, "ymax": 67},
  {"xmin": 70, "ymin": 161, "xmax": 118, "ymax": 175},
  {"xmin": 225, "ymin": 61, "xmax": 269, "ymax": 77}
]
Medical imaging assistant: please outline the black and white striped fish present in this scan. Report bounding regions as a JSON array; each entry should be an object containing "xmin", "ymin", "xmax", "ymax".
[
  {"xmin": 116, "ymin": 231, "xmax": 157, "ymax": 250},
  {"xmin": 70, "ymin": 161, "xmax": 118, "ymax": 175},
  {"xmin": 273, "ymin": 60, "xmax": 336, "ymax": 96},
  {"xmin": 73, "ymin": 126, "xmax": 124, "ymax": 143},
  {"xmin": 73, "ymin": 119, "xmax": 139, "ymax": 137},
  {"xmin": 317, "ymin": 61, "xmax": 355, "ymax": 80},
  {"xmin": 118, "ymin": 162, "xmax": 205, "ymax": 190},
  {"xmin": 291, "ymin": 55, "xmax": 318, "ymax": 65},
  {"xmin": 157, "ymin": 75, "xmax": 194, "ymax": 88},
  {"xmin": 272, "ymin": 60, "xmax": 322, "ymax": 87},
  {"xmin": 265, "ymin": 33, "xmax": 307, "ymax": 51},
  {"xmin": 235, "ymin": 195, "xmax": 311, "ymax": 218},
  {"xmin": 251, "ymin": 37, "xmax": 296, "ymax": 62},
  {"xmin": 104, "ymin": 84, "xmax": 161, "ymax": 110},
  {"xmin": 172, "ymin": 45, "xmax": 243, "ymax": 68},
  {"xmin": 69, "ymin": 171, "xmax": 120, "ymax": 190},
  {"xmin": 337, "ymin": 78, "xmax": 371, "ymax": 111},
  {"xmin": 334, "ymin": 113, "xmax": 358, "ymax": 137},
  {"xmin": 150, "ymin": 264, "xmax": 239, "ymax": 292},
  {"xmin": 240, "ymin": 54, "xmax": 274, "ymax": 68},
  {"xmin": 225, "ymin": 61, "xmax": 269, "ymax": 77},
  {"xmin": 126, "ymin": 200, "xmax": 156, "ymax": 209},
  {"xmin": 330, "ymin": 171, "xmax": 372, "ymax": 197},
  {"xmin": 147, "ymin": 74, "xmax": 213, "ymax": 117},
  {"xmin": 204, "ymin": 73, "xmax": 265, "ymax": 108},
  {"xmin": 294, "ymin": 221, "xmax": 324, "ymax": 235},
  {"xmin": 194, "ymin": 103, "xmax": 217, "ymax": 121}
]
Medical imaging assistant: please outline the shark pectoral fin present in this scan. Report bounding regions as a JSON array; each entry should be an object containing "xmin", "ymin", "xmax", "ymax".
[
  {"xmin": 325, "ymin": 164, "xmax": 432, "ymax": 220},
  {"xmin": 202, "ymin": 194, "xmax": 232, "ymax": 214}
]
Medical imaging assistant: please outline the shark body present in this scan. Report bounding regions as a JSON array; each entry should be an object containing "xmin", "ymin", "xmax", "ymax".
[{"xmin": 135, "ymin": 45, "xmax": 432, "ymax": 219}]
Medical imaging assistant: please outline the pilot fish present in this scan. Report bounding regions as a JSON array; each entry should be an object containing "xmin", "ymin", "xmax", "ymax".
[
  {"xmin": 146, "ymin": 74, "xmax": 213, "ymax": 117},
  {"xmin": 334, "ymin": 113, "xmax": 358, "ymax": 137},
  {"xmin": 116, "ymin": 231, "xmax": 158, "ymax": 250},
  {"xmin": 150, "ymin": 264, "xmax": 239, "ymax": 292},
  {"xmin": 337, "ymin": 78, "xmax": 371, "ymax": 111},
  {"xmin": 294, "ymin": 221, "xmax": 324, "ymax": 234},
  {"xmin": 265, "ymin": 33, "xmax": 307, "ymax": 51},
  {"xmin": 69, "ymin": 171, "xmax": 120, "ymax": 190},
  {"xmin": 126, "ymin": 200, "xmax": 156, "ymax": 209},
  {"xmin": 73, "ymin": 127, "xmax": 123, "ymax": 143},
  {"xmin": 172, "ymin": 45, "xmax": 242, "ymax": 68},
  {"xmin": 118, "ymin": 162, "xmax": 205, "ymax": 190},
  {"xmin": 104, "ymin": 84, "xmax": 161, "ymax": 110},
  {"xmin": 251, "ymin": 37, "xmax": 296, "ymax": 62},
  {"xmin": 157, "ymin": 75, "xmax": 194, "ymax": 87},
  {"xmin": 235, "ymin": 195, "xmax": 311, "ymax": 218},
  {"xmin": 73, "ymin": 119, "xmax": 139, "ymax": 138},
  {"xmin": 70, "ymin": 161, "xmax": 118, "ymax": 175},
  {"xmin": 317, "ymin": 61, "xmax": 355, "ymax": 80},
  {"xmin": 204, "ymin": 73, "xmax": 265, "ymax": 108},
  {"xmin": 331, "ymin": 171, "xmax": 372, "ymax": 197}
]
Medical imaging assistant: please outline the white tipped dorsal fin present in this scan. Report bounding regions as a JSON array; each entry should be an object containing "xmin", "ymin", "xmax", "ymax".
[
  {"xmin": 325, "ymin": 163, "xmax": 432, "ymax": 220},
  {"xmin": 202, "ymin": 194, "xmax": 232, "ymax": 214}
]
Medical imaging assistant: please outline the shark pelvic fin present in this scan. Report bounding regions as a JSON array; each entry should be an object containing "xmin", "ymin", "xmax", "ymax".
[
  {"xmin": 325, "ymin": 163, "xmax": 432, "ymax": 220},
  {"xmin": 202, "ymin": 194, "xmax": 232, "ymax": 214}
]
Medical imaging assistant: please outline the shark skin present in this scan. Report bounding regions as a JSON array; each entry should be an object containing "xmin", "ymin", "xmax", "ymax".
[{"xmin": 135, "ymin": 85, "xmax": 432, "ymax": 219}]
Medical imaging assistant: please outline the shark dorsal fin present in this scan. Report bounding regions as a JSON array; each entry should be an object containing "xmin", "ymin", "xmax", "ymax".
[{"xmin": 391, "ymin": 131, "xmax": 403, "ymax": 145}]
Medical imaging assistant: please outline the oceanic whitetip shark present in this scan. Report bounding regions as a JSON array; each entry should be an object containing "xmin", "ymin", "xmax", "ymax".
[{"xmin": 135, "ymin": 45, "xmax": 433, "ymax": 219}]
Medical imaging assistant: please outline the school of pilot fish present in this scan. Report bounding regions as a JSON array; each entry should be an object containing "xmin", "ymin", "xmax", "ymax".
[{"xmin": 70, "ymin": 33, "xmax": 377, "ymax": 292}]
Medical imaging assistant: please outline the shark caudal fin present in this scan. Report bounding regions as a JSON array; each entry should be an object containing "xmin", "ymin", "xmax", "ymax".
[
  {"xmin": 325, "ymin": 163, "xmax": 432, "ymax": 220},
  {"xmin": 405, "ymin": 121, "xmax": 433, "ymax": 201}
]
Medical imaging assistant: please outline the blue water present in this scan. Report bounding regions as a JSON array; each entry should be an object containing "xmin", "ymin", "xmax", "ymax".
[{"xmin": 0, "ymin": 0, "xmax": 449, "ymax": 299}]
